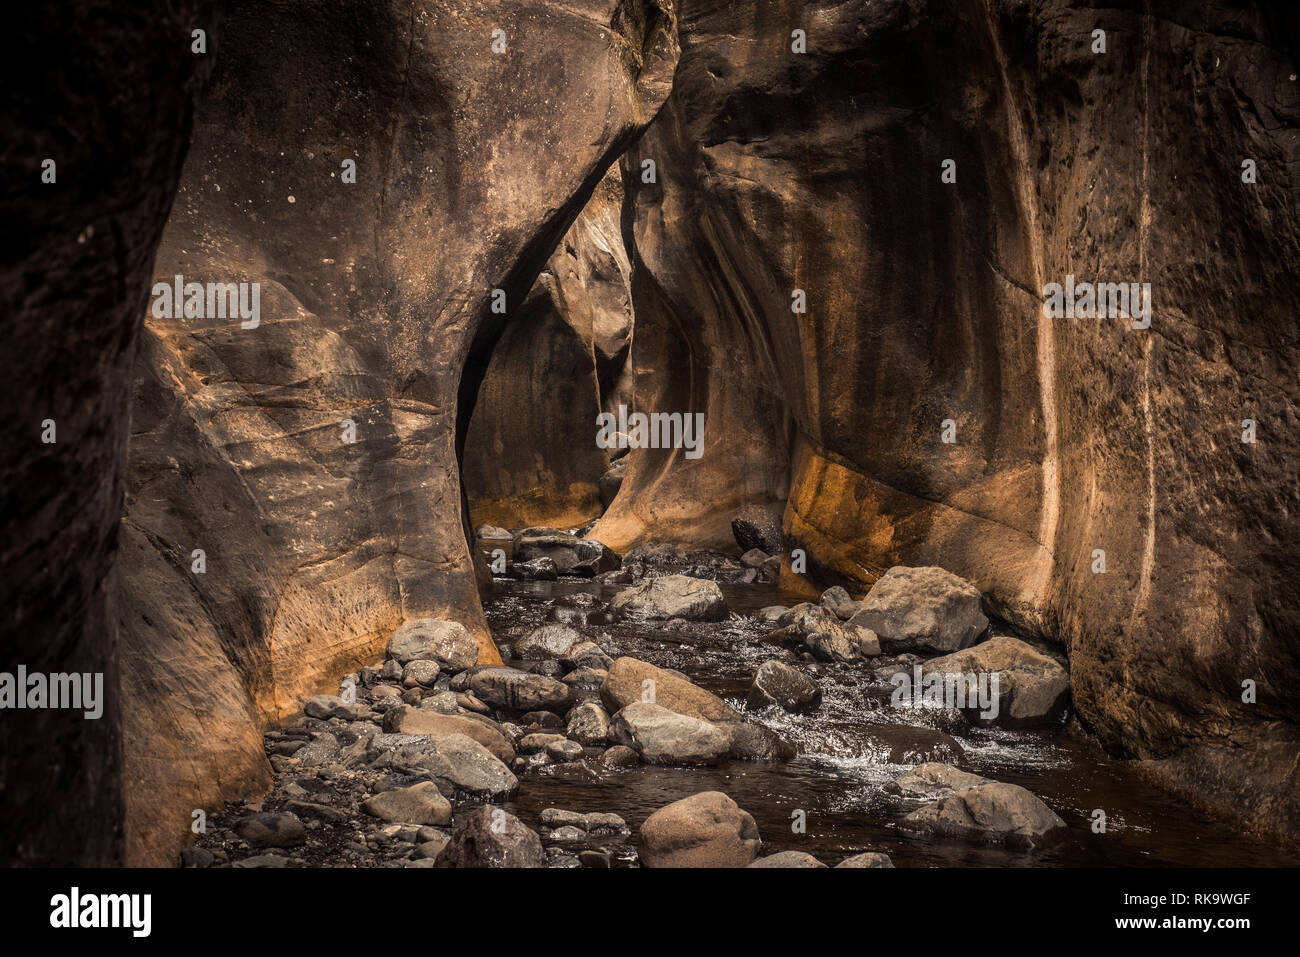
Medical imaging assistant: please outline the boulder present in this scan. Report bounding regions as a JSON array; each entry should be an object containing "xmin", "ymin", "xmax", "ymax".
[
  {"xmin": 731, "ymin": 515, "xmax": 782, "ymax": 555},
  {"xmin": 434, "ymin": 807, "xmax": 546, "ymax": 868},
  {"xmin": 386, "ymin": 619, "xmax": 480, "ymax": 671},
  {"xmin": 600, "ymin": 657, "xmax": 741, "ymax": 724},
  {"xmin": 609, "ymin": 703, "xmax": 732, "ymax": 765},
  {"xmin": 777, "ymin": 603, "xmax": 880, "ymax": 658},
  {"xmin": 849, "ymin": 566, "xmax": 989, "ymax": 655},
  {"xmin": 511, "ymin": 557, "xmax": 559, "ymax": 581},
  {"xmin": 362, "ymin": 782, "xmax": 452, "ymax": 826},
  {"xmin": 566, "ymin": 701, "xmax": 611, "ymax": 745},
  {"xmin": 513, "ymin": 528, "xmax": 621, "ymax": 576},
  {"xmin": 366, "ymin": 733, "xmax": 518, "ymax": 801},
  {"xmin": 639, "ymin": 792, "xmax": 762, "ymax": 868},
  {"xmin": 235, "ymin": 812, "xmax": 305, "ymax": 848},
  {"xmin": 303, "ymin": 694, "xmax": 369, "ymax": 720},
  {"xmin": 469, "ymin": 667, "xmax": 572, "ymax": 712},
  {"xmin": 921, "ymin": 636, "xmax": 1070, "ymax": 727},
  {"xmin": 609, "ymin": 575, "xmax": 728, "ymax": 621},
  {"xmin": 902, "ymin": 782, "xmax": 1068, "ymax": 849},
  {"xmin": 747, "ymin": 661, "xmax": 821, "ymax": 713},
  {"xmin": 820, "ymin": 586, "xmax": 856, "ymax": 620},
  {"xmin": 516, "ymin": 624, "xmax": 582, "ymax": 660},
  {"xmin": 476, "ymin": 525, "xmax": 512, "ymax": 540},
  {"xmin": 380, "ymin": 706, "xmax": 516, "ymax": 763},
  {"xmin": 886, "ymin": 762, "xmax": 990, "ymax": 798}
]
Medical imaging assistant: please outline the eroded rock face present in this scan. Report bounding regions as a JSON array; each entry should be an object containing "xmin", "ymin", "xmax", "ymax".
[
  {"xmin": 120, "ymin": 0, "xmax": 679, "ymax": 865},
  {"xmin": 463, "ymin": 169, "xmax": 636, "ymax": 529},
  {"xmin": 0, "ymin": 0, "xmax": 214, "ymax": 866},
  {"xmin": 587, "ymin": 0, "xmax": 1300, "ymax": 844}
]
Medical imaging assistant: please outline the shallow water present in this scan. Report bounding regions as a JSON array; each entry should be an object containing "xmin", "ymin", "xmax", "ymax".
[{"xmin": 487, "ymin": 577, "xmax": 1300, "ymax": 868}]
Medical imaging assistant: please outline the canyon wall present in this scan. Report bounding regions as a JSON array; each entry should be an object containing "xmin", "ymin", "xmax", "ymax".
[
  {"xmin": 593, "ymin": 0, "xmax": 1300, "ymax": 844},
  {"xmin": 120, "ymin": 0, "xmax": 678, "ymax": 866},
  {"xmin": 462, "ymin": 169, "xmax": 635, "ymax": 530},
  {"xmin": 0, "ymin": 2, "xmax": 213, "ymax": 866}
]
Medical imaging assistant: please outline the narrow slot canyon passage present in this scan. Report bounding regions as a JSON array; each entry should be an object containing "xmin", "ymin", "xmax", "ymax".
[{"xmin": 2, "ymin": 0, "xmax": 1298, "ymax": 886}]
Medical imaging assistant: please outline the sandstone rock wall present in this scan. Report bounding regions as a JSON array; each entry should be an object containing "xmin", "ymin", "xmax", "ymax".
[
  {"xmin": 0, "ymin": 1, "xmax": 214, "ymax": 866},
  {"xmin": 121, "ymin": 0, "xmax": 678, "ymax": 865},
  {"xmin": 593, "ymin": 0, "xmax": 1300, "ymax": 844}
]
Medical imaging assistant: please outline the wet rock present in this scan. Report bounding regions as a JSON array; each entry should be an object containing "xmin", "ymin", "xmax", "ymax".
[
  {"xmin": 386, "ymin": 619, "xmax": 480, "ymax": 671},
  {"xmin": 902, "ymin": 782, "xmax": 1067, "ymax": 849},
  {"xmin": 747, "ymin": 661, "xmax": 821, "ymax": 713},
  {"xmin": 562, "ymin": 641, "xmax": 614, "ymax": 671},
  {"xmin": 740, "ymin": 548, "xmax": 770, "ymax": 568},
  {"xmin": 609, "ymin": 575, "xmax": 728, "ymax": 621},
  {"xmin": 519, "ymin": 733, "xmax": 568, "ymax": 754},
  {"xmin": 562, "ymin": 666, "xmax": 608, "ymax": 690},
  {"xmin": 756, "ymin": 606, "xmax": 789, "ymax": 623},
  {"xmin": 362, "ymin": 782, "xmax": 452, "ymax": 826},
  {"xmin": 434, "ymin": 807, "xmax": 546, "ymax": 868},
  {"xmin": 469, "ymin": 667, "xmax": 571, "ymax": 712},
  {"xmin": 609, "ymin": 703, "xmax": 732, "ymax": 765},
  {"xmin": 920, "ymin": 636, "xmax": 1070, "ymax": 728},
  {"xmin": 727, "ymin": 722, "xmax": 796, "ymax": 762},
  {"xmin": 886, "ymin": 762, "xmax": 990, "ymax": 799},
  {"xmin": 820, "ymin": 586, "xmax": 857, "ymax": 620},
  {"xmin": 367, "ymin": 733, "xmax": 518, "ymax": 801},
  {"xmin": 849, "ymin": 567, "xmax": 989, "ymax": 655},
  {"xmin": 516, "ymin": 624, "xmax": 582, "ymax": 660},
  {"xmin": 601, "ymin": 657, "xmax": 741, "ymax": 723},
  {"xmin": 540, "ymin": 809, "xmax": 628, "ymax": 833},
  {"xmin": 748, "ymin": 851, "xmax": 827, "ymax": 868},
  {"xmin": 547, "ymin": 739, "xmax": 584, "ymax": 762},
  {"xmin": 513, "ymin": 528, "xmax": 621, "ymax": 577},
  {"xmin": 476, "ymin": 525, "xmax": 512, "ymax": 540},
  {"xmin": 600, "ymin": 745, "xmax": 641, "ymax": 768},
  {"xmin": 639, "ymin": 792, "xmax": 762, "ymax": 868},
  {"xmin": 233, "ymin": 854, "xmax": 290, "ymax": 868},
  {"xmin": 566, "ymin": 701, "xmax": 611, "ymax": 745},
  {"xmin": 549, "ymin": 594, "xmax": 613, "ymax": 627},
  {"xmin": 520, "ymin": 710, "xmax": 564, "ymax": 730},
  {"xmin": 421, "ymin": 691, "xmax": 460, "ymax": 714},
  {"xmin": 415, "ymin": 833, "xmax": 452, "ymax": 860},
  {"xmin": 235, "ymin": 812, "xmax": 305, "ymax": 848},
  {"xmin": 381, "ymin": 706, "xmax": 516, "ymax": 764},
  {"xmin": 778, "ymin": 603, "xmax": 880, "ymax": 658},
  {"xmin": 836, "ymin": 852, "xmax": 895, "ymax": 868},
  {"xmin": 580, "ymin": 849, "xmax": 612, "ymax": 868},
  {"xmin": 511, "ymin": 557, "xmax": 559, "ymax": 581}
]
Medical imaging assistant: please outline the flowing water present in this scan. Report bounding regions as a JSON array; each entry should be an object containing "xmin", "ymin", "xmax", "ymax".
[{"xmin": 487, "ymin": 578, "xmax": 1299, "ymax": 868}]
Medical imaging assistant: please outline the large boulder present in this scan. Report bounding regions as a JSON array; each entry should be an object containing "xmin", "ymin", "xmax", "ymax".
[
  {"xmin": 434, "ymin": 807, "xmax": 546, "ymax": 868},
  {"xmin": 386, "ymin": 619, "xmax": 480, "ymax": 671},
  {"xmin": 746, "ymin": 660, "xmax": 821, "ymax": 713},
  {"xmin": 902, "ymin": 782, "xmax": 1068, "ymax": 850},
  {"xmin": 921, "ymin": 636, "xmax": 1070, "ymax": 728},
  {"xmin": 468, "ymin": 667, "xmax": 572, "ymax": 712},
  {"xmin": 380, "ymin": 706, "xmax": 516, "ymax": 763},
  {"xmin": 610, "ymin": 575, "xmax": 729, "ymax": 621},
  {"xmin": 601, "ymin": 657, "xmax": 741, "ymax": 724},
  {"xmin": 362, "ymin": 782, "xmax": 451, "ymax": 826},
  {"xmin": 609, "ymin": 702, "xmax": 732, "ymax": 765},
  {"xmin": 366, "ymin": 733, "xmax": 518, "ymax": 801},
  {"xmin": 848, "ymin": 567, "xmax": 989, "ymax": 655},
  {"xmin": 639, "ymin": 792, "xmax": 762, "ymax": 868},
  {"xmin": 512, "ymin": 528, "xmax": 621, "ymax": 576}
]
